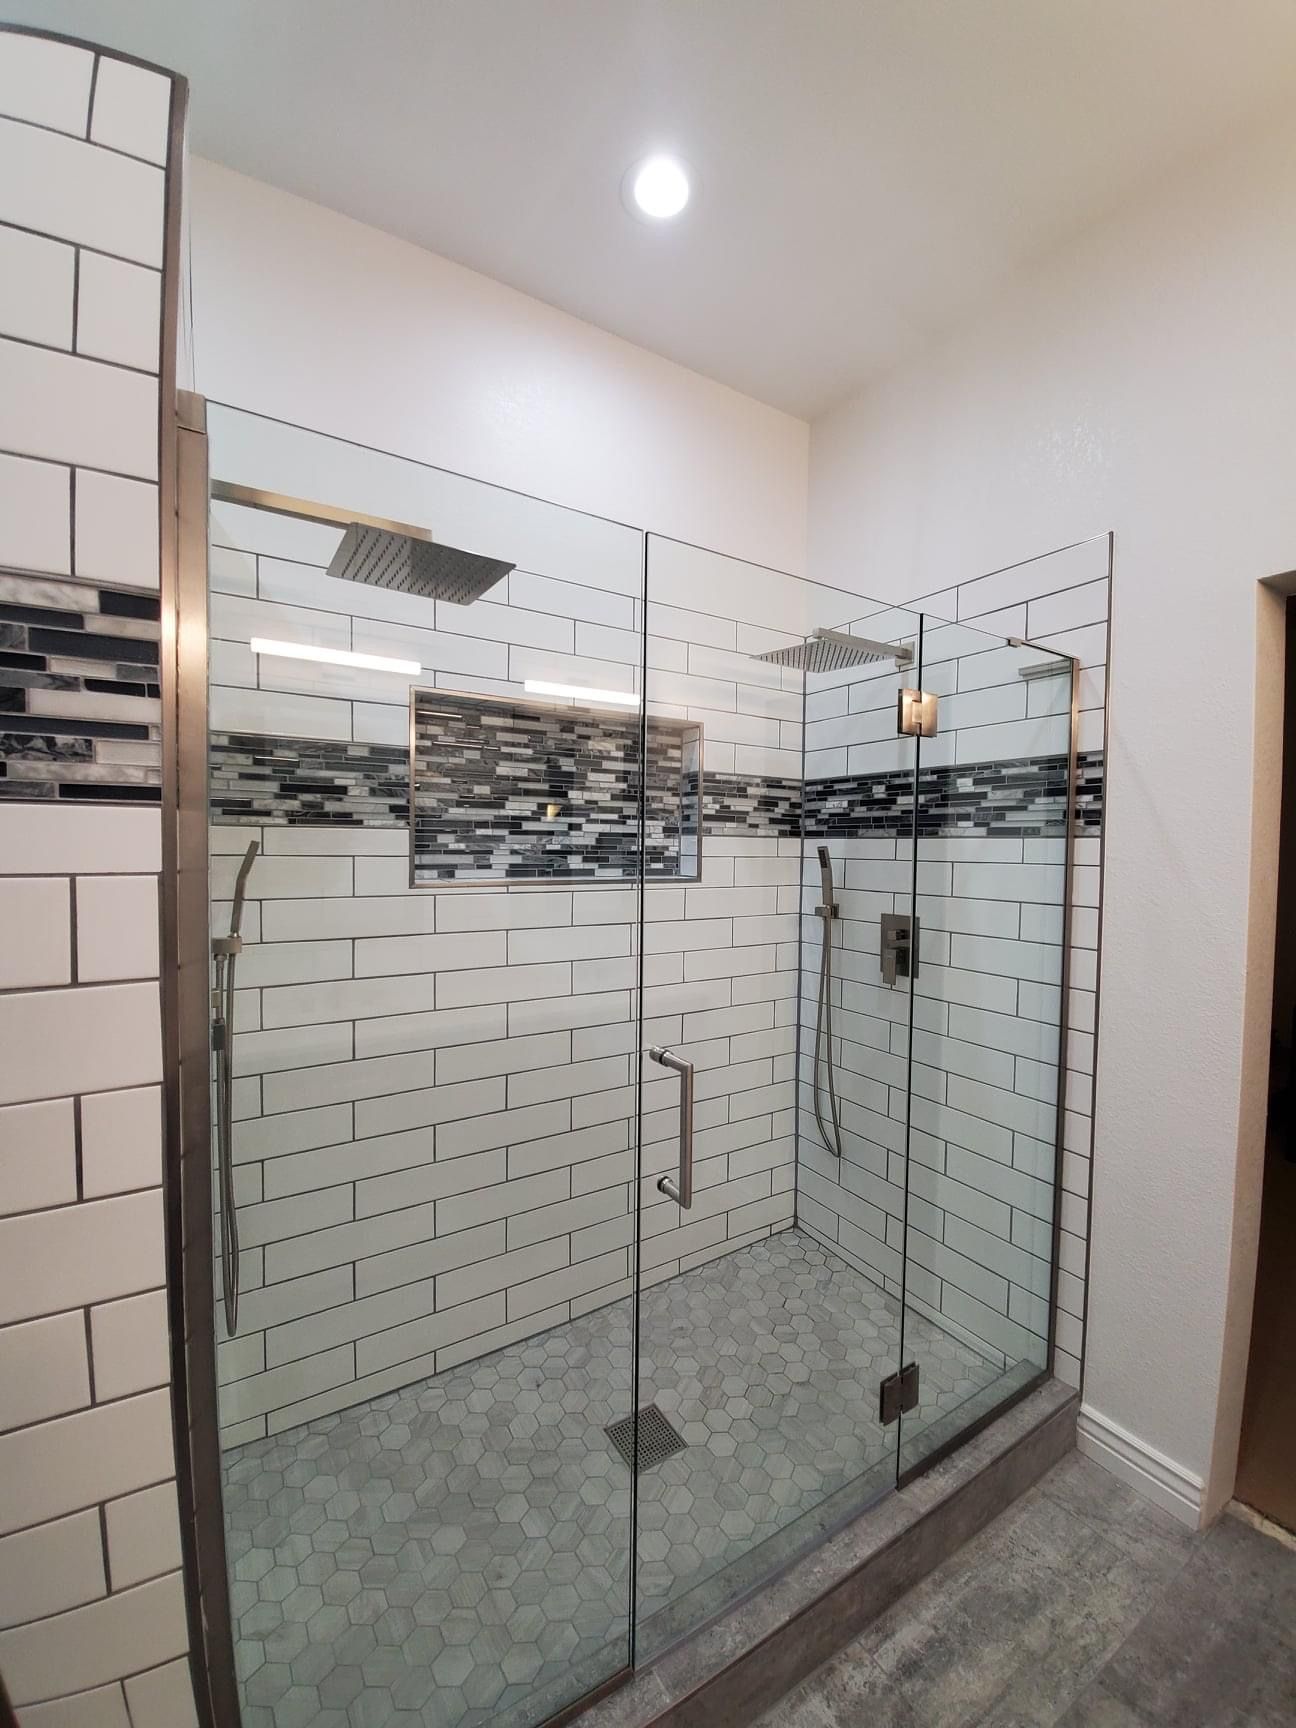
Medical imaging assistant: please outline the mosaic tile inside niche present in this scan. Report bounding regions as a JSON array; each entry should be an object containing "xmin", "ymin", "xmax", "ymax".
[
  {"xmin": 0, "ymin": 570, "xmax": 161, "ymax": 802},
  {"xmin": 411, "ymin": 691, "xmax": 702, "ymax": 882}
]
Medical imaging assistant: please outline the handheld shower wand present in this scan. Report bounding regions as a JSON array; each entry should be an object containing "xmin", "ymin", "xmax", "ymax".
[
  {"xmin": 812, "ymin": 846, "xmax": 845, "ymax": 1160},
  {"xmin": 212, "ymin": 838, "xmax": 259, "ymax": 1334},
  {"xmin": 817, "ymin": 844, "xmax": 835, "ymax": 910}
]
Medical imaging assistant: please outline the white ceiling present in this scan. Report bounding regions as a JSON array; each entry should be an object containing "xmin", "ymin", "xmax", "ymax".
[{"xmin": 14, "ymin": 1, "xmax": 1296, "ymax": 416}]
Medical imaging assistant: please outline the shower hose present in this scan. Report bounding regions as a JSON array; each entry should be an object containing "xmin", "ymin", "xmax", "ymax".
[
  {"xmin": 213, "ymin": 943, "xmax": 241, "ymax": 1334},
  {"xmin": 814, "ymin": 906, "xmax": 845, "ymax": 1159}
]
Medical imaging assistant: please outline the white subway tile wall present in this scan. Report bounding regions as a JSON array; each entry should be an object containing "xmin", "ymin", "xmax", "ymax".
[
  {"xmin": 0, "ymin": 30, "xmax": 196, "ymax": 1728},
  {"xmin": 206, "ymin": 512, "xmax": 821, "ymax": 1438}
]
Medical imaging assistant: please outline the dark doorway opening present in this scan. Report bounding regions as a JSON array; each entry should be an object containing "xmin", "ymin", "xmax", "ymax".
[{"xmin": 1237, "ymin": 598, "xmax": 1296, "ymax": 1532}]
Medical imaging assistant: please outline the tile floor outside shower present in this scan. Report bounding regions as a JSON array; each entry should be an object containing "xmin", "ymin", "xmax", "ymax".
[
  {"xmin": 222, "ymin": 1229, "xmax": 1004, "ymax": 1728},
  {"xmin": 758, "ymin": 1451, "xmax": 1296, "ymax": 1728}
]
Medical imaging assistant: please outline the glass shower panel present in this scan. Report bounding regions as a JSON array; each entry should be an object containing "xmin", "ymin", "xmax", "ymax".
[
  {"xmin": 635, "ymin": 537, "xmax": 918, "ymax": 1655},
  {"xmin": 897, "ymin": 615, "xmax": 1074, "ymax": 1480},
  {"xmin": 205, "ymin": 408, "xmax": 646, "ymax": 1728},
  {"xmin": 798, "ymin": 598, "xmax": 926, "ymax": 1351}
]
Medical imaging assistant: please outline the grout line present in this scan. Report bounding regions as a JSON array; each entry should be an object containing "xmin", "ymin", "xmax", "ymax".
[
  {"xmin": 83, "ymin": 1304, "xmax": 96, "ymax": 1400},
  {"xmin": 70, "ymin": 243, "xmax": 81, "ymax": 358},
  {"xmin": 4, "ymin": 324, "xmax": 160, "ymax": 380},
  {"xmin": 0, "ymin": 440, "xmax": 159, "ymax": 487},
  {"xmin": 68, "ymin": 875, "xmax": 79, "ymax": 985},
  {"xmin": 1, "ymin": 93, "xmax": 167, "ymax": 173},
  {"xmin": 71, "ymin": 1093, "xmax": 85, "ymax": 1199},
  {"xmin": 84, "ymin": 54, "xmax": 100, "ymax": 143}
]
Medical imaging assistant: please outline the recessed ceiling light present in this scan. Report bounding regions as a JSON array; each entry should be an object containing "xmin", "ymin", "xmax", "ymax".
[
  {"xmin": 251, "ymin": 638, "xmax": 420, "ymax": 676},
  {"xmin": 624, "ymin": 154, "xmax": 691, "ymax": 221}
]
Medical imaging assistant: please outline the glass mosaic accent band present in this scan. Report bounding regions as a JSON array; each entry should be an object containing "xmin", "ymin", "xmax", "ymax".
[
  {"xmin": 208, "ymin": 735, "xmax": 1104, "ymax": 852},
  {"xmin": 804, "ymin": 749, "xmax": 1104, "ymax": 838},
  {"xmin": 0, "ymin": 572, "xmax": 162, "ymax": 802},
  {"xmin": 703, "ymin": 774, "xmax": 802, "ymax": 837},
  {"xmin": 210, "ymin": 733, "xmax": 408, "ymax": 826}
]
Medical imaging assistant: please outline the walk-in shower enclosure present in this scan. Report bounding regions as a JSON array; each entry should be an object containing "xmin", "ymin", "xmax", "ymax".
[{"xmin": 174, "ymin": 398, "xmax": 1076, "ymax": 1728}]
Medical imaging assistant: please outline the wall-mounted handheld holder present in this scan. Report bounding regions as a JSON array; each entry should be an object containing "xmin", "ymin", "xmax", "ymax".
[
  {"xmin": 650, "ymin": 1045, "xmax": 695, "ymax": 1207},
  {"xmin": 880, "ymin": 912, "xmax": 919, "ymax": 987}
]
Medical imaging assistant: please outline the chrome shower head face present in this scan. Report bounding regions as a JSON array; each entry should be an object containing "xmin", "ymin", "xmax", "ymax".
[
  {"xmin": 328, "ymin": 523, "xmax": 514, "ymax": 605},
  {"xmin": 752, "ymin": 627, "xmax": 914, "ymax": 673}
]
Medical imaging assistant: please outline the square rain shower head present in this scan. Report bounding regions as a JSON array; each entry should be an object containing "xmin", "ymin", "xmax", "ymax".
[
  {"xmin": 752, "ymin": 627, "xmax": 914, "ymax": 673},
  {"xmin": 328, "ymin": 521, "xmax": 515, "ymax": 605}
]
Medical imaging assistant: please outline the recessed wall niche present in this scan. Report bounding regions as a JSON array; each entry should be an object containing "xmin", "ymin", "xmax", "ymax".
[{"xmin": 410, "ymin": 687, "xmax": 702, "ymax": 883}]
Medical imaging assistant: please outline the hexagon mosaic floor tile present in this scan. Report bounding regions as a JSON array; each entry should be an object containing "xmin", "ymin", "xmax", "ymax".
[{"xmin": 222, "ymin": 1230, "xmax": 1001, "ymax": 1728}]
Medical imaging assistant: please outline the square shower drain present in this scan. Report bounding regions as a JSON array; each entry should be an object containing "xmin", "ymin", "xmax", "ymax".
[{"xmin": 605, "ymin": 1404, "xmax": 686, "ymax": 1473}]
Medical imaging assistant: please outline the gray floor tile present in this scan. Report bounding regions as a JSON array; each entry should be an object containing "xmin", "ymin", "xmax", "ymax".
[
  {"xmin": 1052, "ymin": 1680, "xmax": 1160, "ymax": 1727},
  {"xmin": 756, "ymin": 1462, "xmax": 1296, "ymax": 1728},
  {"xmin": 223, "ymin": 1229, "xmax": 1001, "ymax": 1728},
  {"xmin": 779, "ymin": 1649, "xmax": 922, "ymax": 1727},
  {"xmin": 1093, "ymin": 1518, "xmax": 1296, "ymax": 1727},
  {"xmin": 1035, "ymin": 1450, "xmax": 1195, "ymax": 1575}
]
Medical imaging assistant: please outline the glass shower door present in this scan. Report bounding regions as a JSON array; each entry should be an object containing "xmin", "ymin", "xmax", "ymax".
[
  {"xmin": 632, "ymin": 536, "xmax": 923, "ymax": 1656},
  {"xmin": 896, "ymin": 615, "xmax": 1074, "ymax": 1479},
  {"xmin": 202, "ymin": 406, "xmax": 651, "ymax": 1728}
]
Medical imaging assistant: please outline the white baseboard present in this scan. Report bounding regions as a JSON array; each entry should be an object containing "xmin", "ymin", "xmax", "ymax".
[{"xmin": 1076, "ymin": 1404, "xmax": 1204, "ymax": 1527}]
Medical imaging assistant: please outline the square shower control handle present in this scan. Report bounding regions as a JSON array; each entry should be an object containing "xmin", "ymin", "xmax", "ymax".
[
  {"xmin": 649, "ymin": 1046, "xmax": 694, "ymax": 1208},
  {"xmin": 880, "ymin": 912, "xmax": 919, "ymax": 987}
]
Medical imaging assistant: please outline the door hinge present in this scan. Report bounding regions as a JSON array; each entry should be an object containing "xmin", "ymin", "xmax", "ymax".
[
  {"xmin": 897, "ymin": 689, "xmax": 938, "ymax": 737},
  {"xmin": 879, "ymin": 1361, "xmax": 920, "ymax": 1426}
]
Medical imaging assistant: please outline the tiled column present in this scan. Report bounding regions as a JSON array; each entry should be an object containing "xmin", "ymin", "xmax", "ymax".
[{"xmin": 0, "ymin": 28, "xmax": 199, "ymax": 1728}]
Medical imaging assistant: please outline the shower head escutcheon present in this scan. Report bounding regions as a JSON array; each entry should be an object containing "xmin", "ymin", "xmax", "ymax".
[
  {"xmin": 328, "ymin": 523, "xmax": 514, "ymax": 606},
  {"xmin": 752, "ymin": 627, "xmax": 915, "ymax": 673}
]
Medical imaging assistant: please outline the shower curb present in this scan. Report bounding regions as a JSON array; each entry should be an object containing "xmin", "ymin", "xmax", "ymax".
[{"xmin": 576, "ymin": 1378, "xmax": 1079, "ymax": 1728}]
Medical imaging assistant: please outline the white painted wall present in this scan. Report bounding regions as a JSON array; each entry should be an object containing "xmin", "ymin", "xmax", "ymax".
[
  {"xmin": 186, "ymin": 158, "xmax": 809, "ymax": 575},
  {"xmin": 808, "ymin": 95, "xmax": 1296, "ymax": 1521}
]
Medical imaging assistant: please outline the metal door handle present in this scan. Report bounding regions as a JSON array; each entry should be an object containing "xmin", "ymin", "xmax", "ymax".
[{"xmin": 650, "ymin": 1046, "xmax": 694, "ymax": 1208}]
